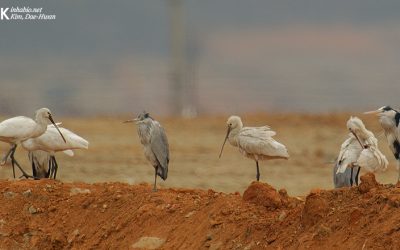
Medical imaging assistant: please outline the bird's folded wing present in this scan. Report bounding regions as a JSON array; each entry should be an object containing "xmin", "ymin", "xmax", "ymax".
[
  {"xmin": 336, "ymin": 137, "xmax": 362, "ymax": 174},
  {"xmin": 150, "ymin": 122, "xmax": 170, "ymax": 168},
  {"xmin": 236, "ymin": 134, "xmax": 288, "ymax": 158},
  {"xmin": 240, "ymin": 126, "xmax": 276, "ymax": 139},
  {"xmin": 364, "ymin": 136, "xmax": 378, "ymax": 147},
  {"xmin": 357, "ymin": 148, "xmax": 388, "ymax": 172},
  {"xmin": 0, "ymin": 117, "xmax": 37, "ymax": 139}
]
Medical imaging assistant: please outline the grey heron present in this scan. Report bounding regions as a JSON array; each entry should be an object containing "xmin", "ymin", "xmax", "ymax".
[
  {"xmin": 124, "ymin": 111, "xmax": 170, "ymax": 191},
  {"xmin": 0, "ymin": 108, "xmax": 66, "ymax": 178},
  {"xmin": 219, "ymin": 115, "xmax": 289, "ymax": 181},
  {"xmin": 22, "ymin": 124, "xmax": 89, "ymax": 179},
  {"xmin": 365, "ymin": 106, "xmax": 400, "ymax": 182}
]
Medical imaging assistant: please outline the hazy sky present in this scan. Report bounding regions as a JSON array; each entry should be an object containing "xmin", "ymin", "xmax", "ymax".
[{"xmin": 1, "ymin": 1, "xmax": 400, "ymax": 116}]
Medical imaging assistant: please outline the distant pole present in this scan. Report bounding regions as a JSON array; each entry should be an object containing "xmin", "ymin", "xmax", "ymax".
[
  {"xmin": 183, "ymin": 31, "xmax": 199, "ymax": 118},
  {"xmin": 168, "ymin": 0, "xmax": 186, "ymax": 115}
]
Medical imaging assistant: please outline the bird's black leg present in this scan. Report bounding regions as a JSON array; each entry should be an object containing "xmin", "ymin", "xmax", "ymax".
[
  {"xmin": 45, "ymin": 157, "xmax": 52, "ymax": 178},
  {"xmin": 350, "ymin": 167, "xmax": 353, "ymax": 187},
  {"xmin": 31, "ymin": 157, "xmax": 38, "ymax": 180},
  {"xmin": 49, "ymin": 157, "xmax": 55, "ymax": 179},
  {"xmin": 48, "ymin": 156, "xmax": 53, "ymax": 179},
  {"xmin": 1, "ymin": 146, "xmax": 14, "ymax": 166},
  {"xmin": 52, "ymin": 156, "xmax": 59, "ymax": 179},
  {"xmin": 355, "ymin": 167, "xmax": 361, "ymax": 186},
  {"xmin": 256, "ymin": 161, "xmax": 260, "ymax": 181},
  {"xmin": 153, "ymin": 167, "xmax": 158, "ymax": 192},
  {"xmin": 8, "ymin": 145, "xmax": 18, "ymax": 178},
  {"xmin": 9, "ymin": 146, "xmax": 32, "ymax": 179}
]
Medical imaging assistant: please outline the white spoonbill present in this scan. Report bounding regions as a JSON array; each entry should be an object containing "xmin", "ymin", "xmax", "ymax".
[
  {"xmin": 21, "ymin": 124, "xmax": 88, "ymax": 179},
  {"xmin": 364, "ymin": 106, "xmax": 400, "ymax": 182},
  {"xmin": 334, "ymin": 117, "xmax": 368, "ymax": 187},
  {"xmin": 0, "ymin": 108, "xmax": 66, "ymax": 178},
  {"xmin": 219, "ymin": 116, "xmax": 289, "ymax": 181},
  {"xmin": 336, "ymin": 116, "xmax": 388, "ymax": 181}
]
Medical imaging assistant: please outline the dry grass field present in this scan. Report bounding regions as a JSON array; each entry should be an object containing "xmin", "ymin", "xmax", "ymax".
[{"xmin": 0, "ymin": 113, "xmax": 397, "ymax": 196}]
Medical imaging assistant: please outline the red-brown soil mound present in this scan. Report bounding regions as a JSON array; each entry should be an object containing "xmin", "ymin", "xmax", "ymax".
[{"xmin": 0, "ymin": 174, "xmax": 400, "ymax": 249}]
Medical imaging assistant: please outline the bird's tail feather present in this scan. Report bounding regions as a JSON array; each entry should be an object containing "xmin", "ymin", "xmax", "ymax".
[{"xmin": 157, "ymin": 165, "xmax": 168, "ymax": 181}]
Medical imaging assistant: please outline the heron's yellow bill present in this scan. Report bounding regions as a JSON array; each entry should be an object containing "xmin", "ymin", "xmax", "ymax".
[
  {"xmin": 123, "ymin": 118, "xmax": 139, "ymax": 123},
  {"xmin": 364, "ymin": 110, "xmax": 380, "ymax": 115}
]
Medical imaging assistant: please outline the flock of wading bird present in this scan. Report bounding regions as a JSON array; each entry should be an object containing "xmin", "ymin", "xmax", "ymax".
[{"xmin": 0, "ymin": 106, "xmax": 399, "ymax": 191}]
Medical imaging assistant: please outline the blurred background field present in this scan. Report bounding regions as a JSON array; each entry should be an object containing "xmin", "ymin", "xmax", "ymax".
[
  {"xmin": 0, "ymin": 113, "xmax": 396, "ymax": 196},
  {"xmin": 1, "ymin": 1, "xmax": 400, "ymax": 116}
]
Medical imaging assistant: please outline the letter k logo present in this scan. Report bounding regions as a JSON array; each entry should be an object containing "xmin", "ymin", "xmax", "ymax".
[{"xmin": 1, "ymin": 8, "xmax": 9, "ymax": 20}]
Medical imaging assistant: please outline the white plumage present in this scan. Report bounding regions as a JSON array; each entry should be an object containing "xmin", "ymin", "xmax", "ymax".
[
  {"xmin": 0, "ymin": 108, "xmax": 65, "ymax": 178},
  {"xmin": 357, "ymin": 147, "xmax": 388, "ymax": 172},
  {"xmin": 334, "ymin": 135, "xmax": 362, "ymax": 187},
  {"xmin": 21, "ymin": 124, "xmax": 88, "ymax": 179},
  {"xmin": 219, "ymin": 116, "xmax": 289, "ymax": 181},
  {"xmin": 21, "ymin": 124, "xmax": 88, "ymax": 154},
  {"xmin": 336, "ymin": 116, "xmax": 388, "ymax": 176}
]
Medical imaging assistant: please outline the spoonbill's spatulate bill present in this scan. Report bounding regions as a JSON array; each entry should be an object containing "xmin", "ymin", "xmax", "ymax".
[{"xmin": 219, "ymin": 116, "xmax": 289, "ymax": 181}]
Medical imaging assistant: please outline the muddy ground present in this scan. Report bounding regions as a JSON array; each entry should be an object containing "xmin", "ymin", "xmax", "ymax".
[{"xmin": 0, "ymin": 173, "xmax": 399, "ymax": 249}]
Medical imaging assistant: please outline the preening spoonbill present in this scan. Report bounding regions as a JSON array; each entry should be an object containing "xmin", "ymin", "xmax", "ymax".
[{"xmin": 335, "ymin": 116, "xmax": 388, "ymax": 185}]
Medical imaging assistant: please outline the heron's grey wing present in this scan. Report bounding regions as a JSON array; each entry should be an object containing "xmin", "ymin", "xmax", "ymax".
[
  {"xmin": 336, "ymin": 136, "xmax": 362, "ymax": 174},
  {"xmin": 150, "ymin": 122, "xmax": 170, "ymax": 168},
  {"xmin": 237, "ymin": 130, "xmax": 289, "ymax": 158}
]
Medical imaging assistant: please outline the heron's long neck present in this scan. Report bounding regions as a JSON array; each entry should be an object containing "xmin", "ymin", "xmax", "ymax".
[{"xmin": 379, "ymin": 115, "xmax": 396, "ymax": 131}]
